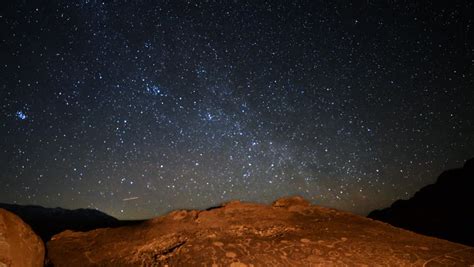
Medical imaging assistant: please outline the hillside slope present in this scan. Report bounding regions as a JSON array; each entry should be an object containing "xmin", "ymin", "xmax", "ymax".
[{"xmin": 48, "ymin": 196, "xmax": 474, "ymax": 266}]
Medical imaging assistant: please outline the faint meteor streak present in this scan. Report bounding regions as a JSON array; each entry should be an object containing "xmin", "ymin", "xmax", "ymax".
[{"xmin": 122, "ymin": 197, "xmax": 139, "ymax": 201}]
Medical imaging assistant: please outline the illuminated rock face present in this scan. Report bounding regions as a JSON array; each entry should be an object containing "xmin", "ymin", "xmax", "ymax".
[
  {"xmin": 47, "ymin": 197, "xmax": 474, "ymax": 266},
  {"xmin": 0, "ymin": 208, "xmax": 45, "ymax": 267}
]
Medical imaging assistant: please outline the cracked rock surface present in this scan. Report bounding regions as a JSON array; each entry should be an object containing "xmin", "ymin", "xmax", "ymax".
[{"xmin": 47, "ymin": 196, "xmax": 474, "ymax": 266}]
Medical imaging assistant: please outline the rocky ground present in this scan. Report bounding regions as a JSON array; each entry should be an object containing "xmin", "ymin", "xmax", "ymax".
[{"xmin": 47, "ymin": 196, "xmax": 474, "ymax": 266}]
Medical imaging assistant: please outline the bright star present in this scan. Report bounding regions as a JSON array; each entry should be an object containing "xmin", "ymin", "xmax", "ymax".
[{"xmin": 16, "ymin": 111, "xmax": 27, "ymax": 120}]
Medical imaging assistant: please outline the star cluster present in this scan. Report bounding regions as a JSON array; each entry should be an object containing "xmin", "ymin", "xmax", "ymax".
[{"xmin": 1, "ymin": 1, "xmax": 473, "ymax": 219}]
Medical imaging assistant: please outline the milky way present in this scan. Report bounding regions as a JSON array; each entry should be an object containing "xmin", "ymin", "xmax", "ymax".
[{"xmin": 1, "ymin": 1, "xmax": 473, "ymax": 219}]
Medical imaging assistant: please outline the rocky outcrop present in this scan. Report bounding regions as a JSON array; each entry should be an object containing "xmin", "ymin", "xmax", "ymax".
[
  {"xmin": 0, "ymin": 208, "xmax": 45, "ymax": 267},
  {"xmin": 47, "ymin": 196, "xmax": 474, "ymax": 266},
  {"xmin": 369, "ymin": 158, "xmax": 474, "ymax": 247}
]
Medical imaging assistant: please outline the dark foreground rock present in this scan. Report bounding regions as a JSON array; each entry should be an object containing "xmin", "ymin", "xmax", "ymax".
[
  {"xmin": 48, "ymin": 196, "xmax": 474, "ymax": 266},
  {"xmin": 0, "ymin": 208, "xmax": 45, "ymax": 267},
  {"xmin": 369, "ymin": 158, "xmax": 474, "ymax": 247}
]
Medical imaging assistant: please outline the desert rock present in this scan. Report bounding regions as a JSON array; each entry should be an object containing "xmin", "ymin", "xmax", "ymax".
[
  {"xmin": 47, "ymin": 196, "xmax": 474, "ymax": 266},
  {"xmin": 0, "ymin": 208, "xmax": 45, "ymax": 267}
]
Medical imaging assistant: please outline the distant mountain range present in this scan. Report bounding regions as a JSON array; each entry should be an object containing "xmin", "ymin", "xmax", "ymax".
[
  {"xmin": 369, "ymin": 158, "xmax": 474, "ymax": 247},
  {"xmin": 0, "ymin": 203, "xmax": 142, "ymax": 242}
]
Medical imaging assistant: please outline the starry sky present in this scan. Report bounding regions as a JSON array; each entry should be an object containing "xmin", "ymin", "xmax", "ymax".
[{"xmin": 1, "ymin": 1, "xmax": 473, "ymax": 219}]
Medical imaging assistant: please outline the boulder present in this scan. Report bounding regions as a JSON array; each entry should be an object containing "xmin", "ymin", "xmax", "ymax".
[{"xmin": 0, "ymin": 208, "xmax": 44, "ymax": 267}]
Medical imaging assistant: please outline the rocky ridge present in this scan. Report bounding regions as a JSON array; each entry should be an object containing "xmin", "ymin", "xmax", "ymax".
[{"xmin": 47, "ymin": 196, "xmax": 474, "ymax": 266}]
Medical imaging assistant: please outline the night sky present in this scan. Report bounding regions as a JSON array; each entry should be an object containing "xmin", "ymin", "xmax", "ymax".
[{"xmin": 1, "ymin": 1, "xmax": 473, "ymax": 219}]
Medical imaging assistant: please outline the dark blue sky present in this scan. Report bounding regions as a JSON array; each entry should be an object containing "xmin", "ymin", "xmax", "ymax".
[{"xmin": 1, "ymin": 0, "xmax": 473, "ymax": 219}]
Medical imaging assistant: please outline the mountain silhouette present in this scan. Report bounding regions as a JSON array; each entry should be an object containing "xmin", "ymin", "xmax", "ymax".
[
  {"xmin": 368, "ymin": 158, "xmax": 474, "ymax": 247},
  {"xmin": 0, "ymin": 203, "xmax": 141, "ymax": 242}
]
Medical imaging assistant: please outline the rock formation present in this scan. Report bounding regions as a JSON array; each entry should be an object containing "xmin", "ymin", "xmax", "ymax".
[
  {"xmin": 369, "ymin": 158, "xmax": 474, "ymax": 247},
  {"xmin": 47, "ymin": 196, "xmax": 474, "ymax": 266},
  {"xmin": 0, "ymin": 208, "xmax": 45, "ymax": 267}
]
